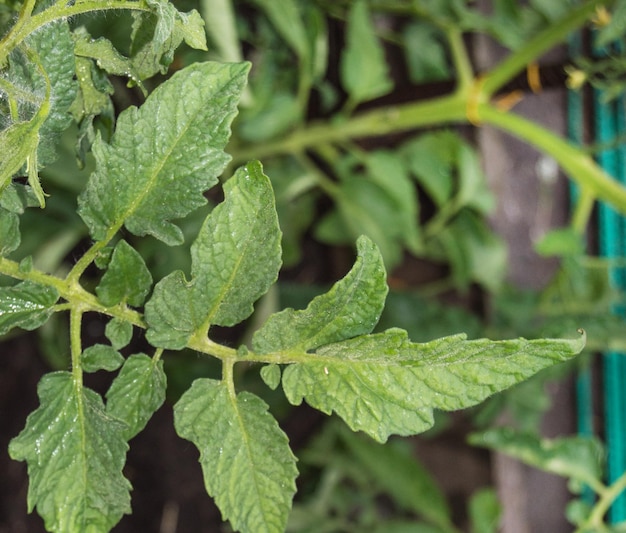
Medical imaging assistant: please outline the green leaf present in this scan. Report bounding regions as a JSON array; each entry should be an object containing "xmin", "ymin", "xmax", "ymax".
[
  {"xmin": 340, "ymin": 0, "xmax": 393, "ymax": 104},
  {"xmin": 403, "ymin": 22, "xmax": 451, "ymax": 84},
  {"xmin": 9, "ymin": 372, "xmax": 131, "ymax": 532},
  {"xmin": 146, "ymin": 161, "xmax": 282, "ymax": 349},
  {"xmin": 203, "ymin": 0, "xmax": 243, "ymax": 62},
  {"xmin": 260, "ymin": 363, "xmax": 281, "ymax": 390},
  {"xmin": 174, "ymin": 378, "xmax": 298, "ymax": 533},
  {"xmin": 73, "ymin": 27, "xmax": 142, "ymax": 89},
  {"xmin": 251, "ymin": 0, "xmax": 309, "ymax": 61},
  {"xmin": 468, "ymin": 427, "xmax": 604, "ymax": 490},
  {"xmin": 253, "ymin": 235, "xmax": 387, "ymax": 353},
  {"xmin": 339, "ymin": 428, "xmax": 453, "ymax": 529},
  {"xmin": 0, "ymin": 209, "xmax": 20, "ymax": 255},
  {"xmin": 27, "ymin": 20, "xmax": 77, "ymax": 166},
  {"xmin": 0, "ymin": 281, "xmax": 58, "ymax": 335},
  {"xmin": 469, "ymin": 488, "xmax": 500, "ymax": 533},
  {"xmin": 365, "ymin": 150, "xmax": 422, "ymax": 252},
  {"xmin": 105, "ymin": 317, "xmax": 133, "ymax": 350},
  {"xmin": 82, "ymin": 344, "xmax": 125, "ymax": 373},
  {"xmin": 282, "ymin": 329, "xmax": 585, "ymax": 442},
  {"xmin": 78, "ymin": 61, "xmax": 249, "ymax": 245},
  {"xmin": 535, "ymin": 228, "xmax": 584, "ymax": 257},
  {"xmin": 401, "ymin": 131, "xmax": 458, "ymax": 207},
  {"xmin": 96, "ymin": 239, "xmax": 152, "ymax": 307},
  {"xmin": 129, "ymin": 5, "xmax": 207, "ymax": 79},
  {"xmin": 0, "ymin": 120, "xmax": 40, "ymax": 194},
  {"xmin": 106, "ymin": 353, "xmax": 166, "ymax": 441}
]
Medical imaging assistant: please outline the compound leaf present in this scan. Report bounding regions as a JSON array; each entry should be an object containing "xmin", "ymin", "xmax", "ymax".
[
  {"xmin": 174, "ymin": 378, "xmax": 298, "ymax": 533},
  {"xmin": 106, "ymin": 353, "xmax": 166, "ymax": 441},
  {"xmin": 253, "ymin": 235, "xmax": 387, "ymax": 353},
  {"xmin": 9, "ymin": 372, "xmax": 131, "ymax": 532},
  {"xmin": 96, "ymin": 239, "xmax": 152, "ymax": 307},
  {"xmin": 146, "ymin": 161, "xmax": 281, "ymax": 349},
  {"xmin": 0, "ymin": 281, "xmax": 58, "ymax": 335},
  {"xmin": 78, "ymin": 61, "xmax": 249, "ymax": 245},
  {"xmin": 282, "ymin": 329, "xmax": 585, "ymax": 442}
]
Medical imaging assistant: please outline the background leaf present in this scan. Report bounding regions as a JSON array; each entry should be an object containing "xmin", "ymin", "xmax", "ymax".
[
  {"xmin": 9, "ymin": 372, "xmax": 131, "ymax": 532},
  {"xmin": 282, "ymin": 329, "xmax": 585, "ymax": 442},
  {"xmin": 174, "ymin": 378, "xmax": 298, "ymax": 533},
  {"xmin": 338, "ymin": 428, "xmax": 453, "ymax": 529},
  {"xmin": 340, "ymin": 1, "xmax": 393, "ymax": 105},
  {"xmin": 146, "ymin": 161, "xmax": 282, "ymax": 348},
  {"xmin": 78, "ymin": 61, "xmax": 249, "ymax": 245},
  {"xmin": 468, "ymin": 427, "xmax": 605, "ymax": 490}
]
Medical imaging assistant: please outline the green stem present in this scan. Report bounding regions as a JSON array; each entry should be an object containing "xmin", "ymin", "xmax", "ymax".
[
  {"xmin": 478, "ymin": 103, "xmax": 626, "ymax": 214},
  {"xmin": 480, "ymin": 0, "xmax": 605, "ymax": 98},
  {"xmin": 231, "ymin": 92, "xmax": 467, "ymax": 164},
  {"xmin": 70, "ymin": 306, "xmax": 84, "ymax": 392},
  {"xmin": 0, "ymin": 256, "xmax": 145, "ymax": 328},
  {"xmin": 578, "ymin": 471, "xmax": 626, "ymax": 531},
  {"xmin": 446, "ymin": 27, "xmax": 473, "ymax": 93}
]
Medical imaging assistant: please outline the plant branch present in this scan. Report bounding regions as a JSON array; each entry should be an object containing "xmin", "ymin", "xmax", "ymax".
[
  {"xmin": 577, "ymin": 470, "xmax": 626, "ymax": 531},
  {"xmin": 0, "ymin": 256, "xmax": 145, "ymax": 328},
  {"xmin": 480, "ymin": 0, "xmax": 605, "ymax": 98},
  {"xmin": 478, "ymin": 103, "xmax": 626, "ymax": 214},
  {"xmin": 231, "ymin": 92, "xmax": 468, "ymax": 164}
]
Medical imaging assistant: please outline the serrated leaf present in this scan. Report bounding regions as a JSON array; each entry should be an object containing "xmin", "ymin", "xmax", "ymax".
[
  {"xmin": 73, "ymin": 27, "xmax": 142, "ymax": 89},
  {"xmin": 106, "ymin": 353, "xmax": 166, "ymax": 440},
  {"xmin": 174, "ymin": 378, "xmax": 298, "ymax": 533},
  {"xmin": 282, "ymin": 329, "xmax": 585, "ymax": 442},
  {"xmin": 130, "ymin": 5, "xmax": 207, "ymax": 80},
  {"xmin": 105, "ymin": 317, "xmax": 133, "ymax": 350},
  {"xmin": 0, "ymin": 183, "xmax": 39, "ymax": 213},
  {"xmin": 0, "ymin": 209, "xmax": 20, "ymax": 254},
  {"xmin": 339, "ymin": 428, "xmax": 453, "ymax": 529},
  {"xmin": 27, "ymin": 21, "xmax": 77, "ymax": 167},
  {"xmin": 0, "ymin": 119, "xmax": 41, "ymax": 194},
  {"xmin": 253, "ymin": 235, "xmax": 387, "ymax": 353},
  {"xmin": 340, "ymin": 0, "xmax": 392, "ymax": 104},
  {"xmin": 0, "ymin": 281, "xmax": 58, "ymax": 335},
  {"xmin": 468, "ymin": 427, "xmax": 604, "ymax": 489},
  {"xmin": 82, "ymin": 344, "xmax": 124, "ymax": 373},
  {"xmin": 9, "ymin": 372, "xmax": 131, "ymax": 532},
  {"xmin": 96, "ymin": 239, "xmax": 152, "ymax": 307},
  {"xmin": 78, "ymin": 61, "xmax": 249, "ymax": 245},
  {"xmin": 146, "ymin": 161, "xmax": 282, "ymax": 349}
]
